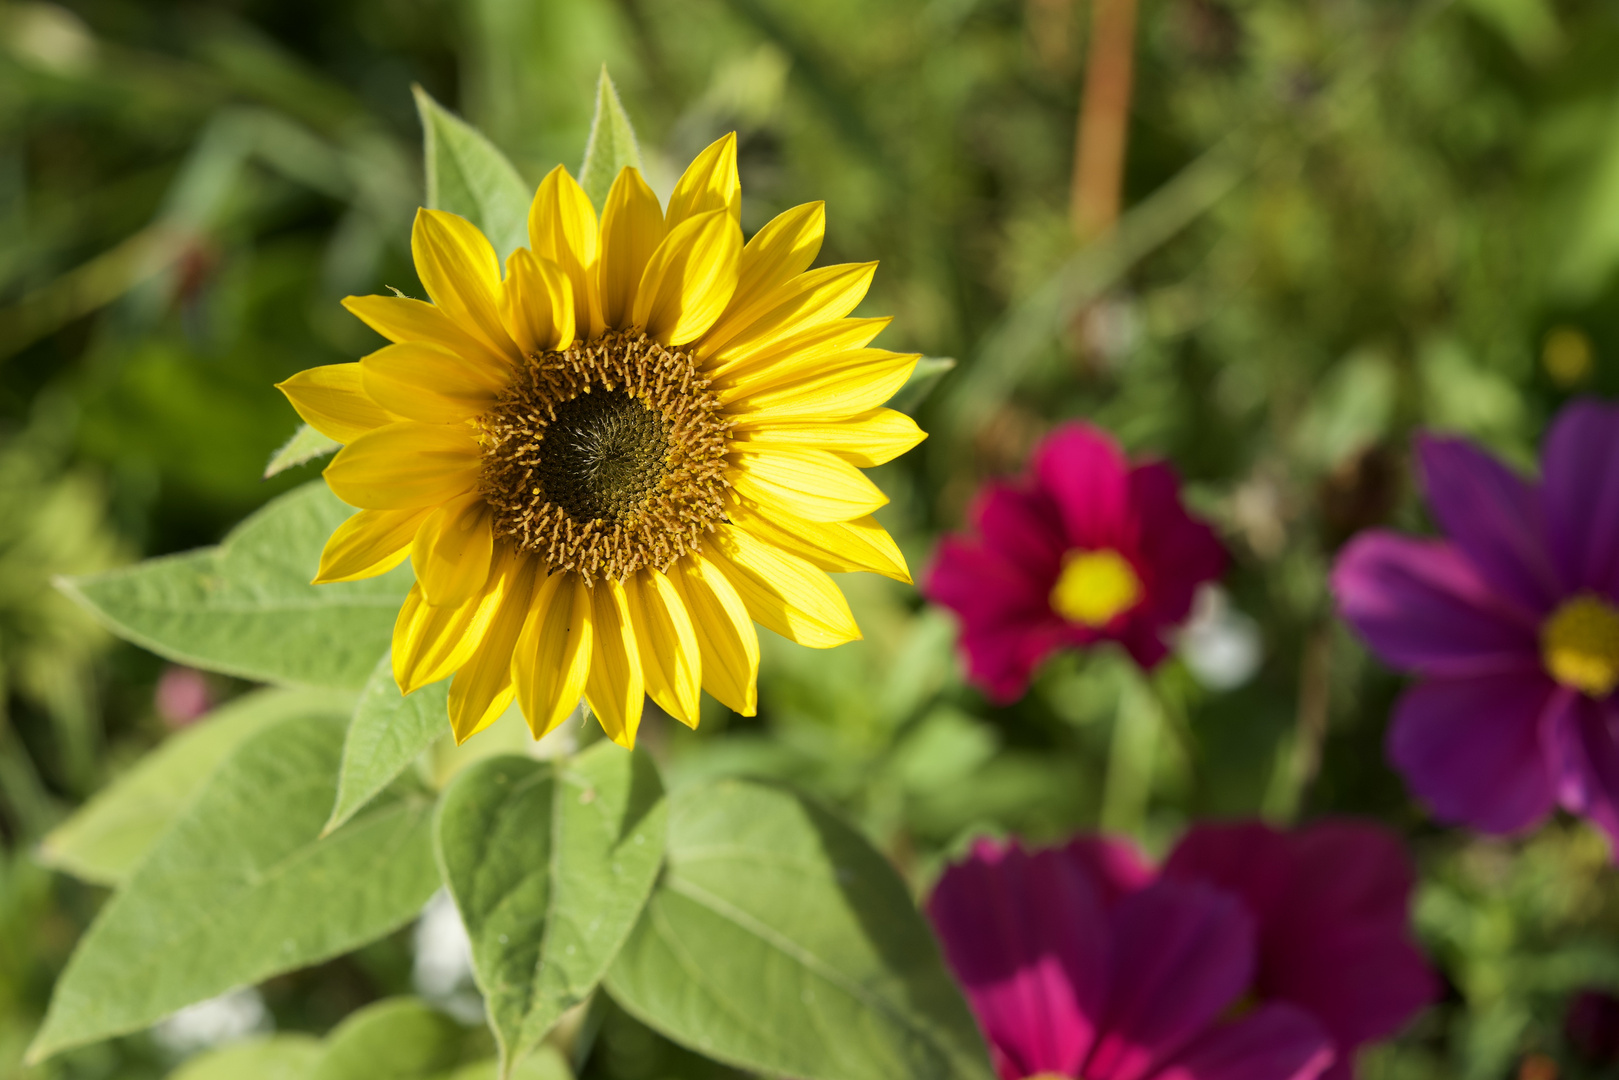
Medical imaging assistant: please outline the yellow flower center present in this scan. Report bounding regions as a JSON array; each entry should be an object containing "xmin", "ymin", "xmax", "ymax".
[
  {"xmin": 479, "ymin": 329, "xmax": 732, "ymax": 583},
  {"xmin": 1543, "ymin": 595, "xmax": 1619, "ymax": 699},
  {"xmin": 1050, "ymin": 548, "xmax": 1143, "ymax": 627}
]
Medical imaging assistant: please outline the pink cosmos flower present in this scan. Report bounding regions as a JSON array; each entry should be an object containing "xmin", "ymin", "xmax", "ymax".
[
  {"xmin": 927, "ymin": 821, "xmax": 1435, "ymax": 1080},
  {"xmin": 924, "ymin": 423, "xmax": 1226, "ymax": 703},
  {"xmin": 1331, "ymin": 400, "xmax": 1619, "ymax": 846}
]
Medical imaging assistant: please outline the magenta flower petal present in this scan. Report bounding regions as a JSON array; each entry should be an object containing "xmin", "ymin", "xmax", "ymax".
[
  {"xmin": 928, "ymin": 838, "xmax": 1108, "ymax": 1079},
  {"xmin": 1332, "ymin": 532, "xmax": 1542, "ymax": 677},
  {"xmin": 1544, "ymin": 691, "xmax": 1619, "ymax": 847},
  {"xmin": 1155, "ymin": 1004, "xmax": 1335, "ymax": 1080},
  {"xmin": 926, "ymin": 538, "xmax": 1064, "ymax": 703},
  {"xmin": 1416, "ymin": 434, "xmax": 1561, "ymax": 614},
  {"xmin": 1033, "ymin": 424, "xmax": 1133, "ymax": 551},
  {"xmin": 1128, "ymin": 461, "xmax": 1228, "ymax": 627},
  {"xmin": 1085, "ymin": 881, "xmax": 1254, "ymax": 1080},
  {"xmin": 972, "ymin": 483, "xmax": 1069, "ymax": 584},
  {"xmin": 1541, "ymin": 399, "xmax": 1619, "ymax": 596},
  {"xmin": 1387, "ymin": 673, "xmax": 1559, "ymax": 834}
]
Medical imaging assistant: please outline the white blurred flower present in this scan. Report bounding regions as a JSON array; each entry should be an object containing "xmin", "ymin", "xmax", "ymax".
[
  {"xmin": 152, "ymin": 987, "xmax": 269, "ymax": 1055},
  {"xmin": 413, "ymin": 889, "xmax": 483, "ymax": 1024},
  {"xmin": 1177, "ymin": 585, "xmax": 1263, "ymax": 691}
]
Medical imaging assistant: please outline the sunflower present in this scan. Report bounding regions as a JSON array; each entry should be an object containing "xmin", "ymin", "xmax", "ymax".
[{"xmin": 277, "ymin": 134, "xmax": 924, "ymax": 749}]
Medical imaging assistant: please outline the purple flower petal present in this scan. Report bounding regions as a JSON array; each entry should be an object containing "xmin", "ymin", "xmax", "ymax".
[
  {"xmin": 1416, "ymin": 434, "xmax": 1561, "ymax": 615},
  {"xmin": 1164, "ymin": 822, "xmax": 1436, "ymax": 1067},
  {"xmin": 1034, "ymin": 423, "xmax": 1132, "ymax": 552},
  {"xmin": 1387, "ymin": 673, "xmax": 1559, "ymax": 834},
  {"xmin": 928, "ymin": 838, "xmax": 1109, "ymax": 1079},
  {"xmin": 1153, "ymin": 1004, "xmax": 1335, "ymax": 1080},
  {"xmin": 1057, "ymin": 835, "xmax": 1155, "ymax": 911},
  {"xmin": 1543, "ymin": 689, "xmax": 1619, "ymax": 848},
  {"xmin": 1541, "ymin": 399, "xmax": 1619, "ymax": 597},
  {"xmin": 1332, "ymin": 532, "xmax": 1542, "ymax": 677},
  {"xmin": 1085, "ymin": 881, "xmax": 1254, "ymax": 1080}
]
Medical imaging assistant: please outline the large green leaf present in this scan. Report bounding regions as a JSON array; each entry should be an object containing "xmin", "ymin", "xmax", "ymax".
[
  {"xmin": 326, "ymin": 655, "xmax": 449, "ymax": 834},
  {"xmin": 27, "ymin": 710, "xmax": 441, "ymax": 1063},
  {"xmin": 577, "ymin": 67, "xmax": 643, "ymax": 211},
  {"xmin": 39, "ymin": 688, "xmax": 356, "ymax": 886},
  {"xmin": 169, "ymin": 1035, "xmax": 324, "ymax": 1080},
  {"xmin": 312, "ymin": 998, "xmax": 465, "ymax": 1080},
  {"xmin": 58, "ymin": 482, "xmax": 411, "ymax": 691},
  {"xmin": 414, "ymin": 85, "xmax": 531, "ymax": 260},
  {"xmin": 436, "ymin": 743, "xmax": 666, "ymax": 1071},
  {"xmin": 604, "ymin": 779, "xmax": 995, "ymax": 1080}
]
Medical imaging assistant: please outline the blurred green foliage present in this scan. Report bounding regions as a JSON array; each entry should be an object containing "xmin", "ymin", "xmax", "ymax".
[{"xmin": 6, "ymin": 0, "xmax": 1619, "ymax": 1077}]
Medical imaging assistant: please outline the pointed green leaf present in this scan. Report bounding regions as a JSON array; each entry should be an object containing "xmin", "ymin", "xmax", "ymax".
[
  {"xmin": 58, "ymin": 482, "xmax": 411, "ymax": 691},
  {"xmin": 39, "ymin": 688, "xmax": 356, "ymax": 886},
  {"xmin": 170, "ymin": 1035, "xmax": 324, "ymax": 1080},
  {"xmin": 889, "ymin": 356, "xmax": 955, "ymax": 415},
  {"xmin": 443, "ymin": 1047, "xmax": 573, "ymax": 1080},
  {"xmin": 435, "ymin": 743, "xmax": 667, "ymax": 1070},
  {"xmin": 604, "ymin": 779, "xmax": 995, "ymax": 1080},
  {"xmin": 312, "ymin": 998, "xmax": 465, "ymax": 1080},
  {"xmin": 326, "ymin": 655, "xmax": 449, "ymax": 835},
  {"xmin": 577, "ymin": 68, "xmax": 643, "ymax": 211},
  {"xmin": 264, "ymin": 424, "xmax": 339, "ymax": 478},
  {"xmin": 27, "ymin": 709, "xmax": 440, "ymax": 1063},
  {"xmin": 414, "ymin": 85, "xmax": 531, "ymax": 260}
]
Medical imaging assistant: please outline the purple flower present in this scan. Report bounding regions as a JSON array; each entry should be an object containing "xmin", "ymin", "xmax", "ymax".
[
  {"xmin": 927, "ymin": 822, "xmax": 1435, "ymax": 1080},
  {"xmin": 924, "ymin": 424, "xmax": 1226, "ymax": 702},
  {"xmin": 1331, "ymin": 400, "xmax": 1619, "ymax": 846},
  {"xmin": 1565, "ymin": 988, "xmax": 1619, "ymax": 1064}
]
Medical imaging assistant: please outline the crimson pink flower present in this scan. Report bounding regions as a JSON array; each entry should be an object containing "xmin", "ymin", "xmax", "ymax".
[
  {"xmin": 924, "ymin": 423, "xmax": 1226, "ymax": 702},
  {"xmin": 1331, "ymin": 400, "xmax": 1619, "ymax": 845},
  {"xmin": 927, "ymin": 821, "xmax": 1436, "ymax": 1080}
]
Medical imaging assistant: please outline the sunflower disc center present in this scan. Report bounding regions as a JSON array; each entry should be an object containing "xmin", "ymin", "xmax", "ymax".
[
  {"xmin": 533, "ymin": 391, "xmax": 672, "ymax": 525},
  {"xmin": 477, "ymin": 330, "xmax": 732, "ymax": 583}
]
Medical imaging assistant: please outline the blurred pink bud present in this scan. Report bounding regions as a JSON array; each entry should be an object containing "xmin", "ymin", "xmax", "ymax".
[
  {"xmin": 1566, "ymin": 989, "xmax": 1619, "ymax": 1065},
  {"xmin": 155, "ymin": 666, "xmax": 212, "ymax": 727}
]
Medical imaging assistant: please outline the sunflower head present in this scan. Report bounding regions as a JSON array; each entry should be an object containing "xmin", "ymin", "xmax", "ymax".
[{"xmin": 276, "ymin": 133, "xmax": 926, "ymax": 750}]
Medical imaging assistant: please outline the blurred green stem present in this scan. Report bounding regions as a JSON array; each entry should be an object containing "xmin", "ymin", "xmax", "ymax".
[{"xmin": 1099, "ymin": 665, "xmax": 1159, "ymax": 839}]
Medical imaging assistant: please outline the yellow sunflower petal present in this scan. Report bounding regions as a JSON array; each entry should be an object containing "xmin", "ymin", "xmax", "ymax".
[
  {"xmin": 730, "ymin": 408, "xmax": 927, "ymax": 467},
  {"xmin": 707, "ymin": 524, "xmax": 861, "ymax": 649},
  {"xmin": 728, "ymin": 447, "xmax": 888, "ymax": 522},
  {"xmin": 276, "ymin": 364, "xmax": 395, "ymax": 444},
  {"xmin": 633, "ymin": 208, "xmax": 742, "ymax": 346},
  {"xmin": 705, "ymin": 316, "xmax": 891, "ymax": 384},
  {"xmin": 529, "ymin": 166, "xmax": 603, "ymax": 338},
  {"xmin": 324, "ymin": 421, "xmax": 481, "ymax": 509},
  {"xmin": 663, "ymin": 132, "xmax": 740, "ymax": 232},
  {"xmin": 514, "ymin": 569, "xmax": 594, "ymax": 739},
  {"xmin": 411, "ymin": 491, "xmax": 495, "ymax": 607},
  {"xmin": 392, "ymin": 575, "xmax": 507, "ymax": 695},
  {"xmin": 583, "ymin": 579, "xmax": 645, "ymax": 749},
  {"xmin": 624, "ymin": 568, "xmax": 701, "ymax": 729},
  {"xmin": 314, "ymin": 506, "xmax": 431, "ymax": 584},
  {"xmin": 411, "ymin": 208, "xmax": 519, "ymax": 361},
  {"xmin": 726, "ymin": 498, "xmax": 911, "ymax": 583},
  {"xmin": 500, "ymin": 247, "xmax": 575, "ymax": 354},
  {"xmin": 360, "ymin": 341, "xmax": 509, "ymax": 424},
  {"xmin": 341, "ymin": 294, "xmax": 515, "ymax": 374},
  {"xmin": 700, "ymin": 202, "xmax": 825, "ymax": 353},
  {"xmin": 722, "ymin": 350, "xmax": 920, "ymax": 423},
  {"xmin": 665, "ymin": 553, "xmax": 758, "ymax": 716},
  {"xmin": 696, "ymin": 261, "xmax": 876, "ymax": 366},
  {"xmin": 598, "ymin": 167, "xmax": 667, "ymax": 331},
  {"xmin": 447, "ymin": 548, "xmax": 538, "ymax": 744}
]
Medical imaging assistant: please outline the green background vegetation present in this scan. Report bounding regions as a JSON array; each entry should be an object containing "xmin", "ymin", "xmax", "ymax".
[{"xmin": 4, "ymin": 0, "xmax": 1619, "ymax": 1077}]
